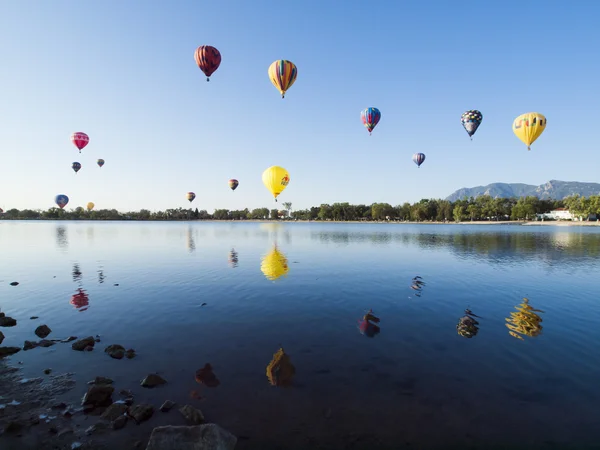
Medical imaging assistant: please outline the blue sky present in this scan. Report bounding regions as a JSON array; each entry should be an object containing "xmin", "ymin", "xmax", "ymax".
[{"xmin": 0, "ymin": 1, "xmax": 598, "ymax": 212}]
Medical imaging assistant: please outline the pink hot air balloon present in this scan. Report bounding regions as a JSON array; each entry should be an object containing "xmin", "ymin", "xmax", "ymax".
[{"xmin": 70, "ymin": 132, "xmax": 89, "ymax": 153}]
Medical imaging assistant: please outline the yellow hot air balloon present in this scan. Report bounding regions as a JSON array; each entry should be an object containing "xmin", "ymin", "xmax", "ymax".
[
  {"xmin": 268, "ymin": 60, "xmax": 298, "ymax": 98},
  {"xmin": 260, "ymin": 244, "xmax": 289, "ymax": 281},
  {"xmin": 86, "ymin": 202, "xmax": 95, "ymax": 212},
  {"xmin": 513, "ymin": 112, "xmax": 547, "ymax": 150},
  {"xmin": 262, "ymin": 166, "xmax": 290, "ymax": 202}
]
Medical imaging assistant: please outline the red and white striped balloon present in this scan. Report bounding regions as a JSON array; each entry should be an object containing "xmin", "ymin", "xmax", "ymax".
[{"xmin": 70, "ymin": 132, "xmax": 89, "ymax": 153}]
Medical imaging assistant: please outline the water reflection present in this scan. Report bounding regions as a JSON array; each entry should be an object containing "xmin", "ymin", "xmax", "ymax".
[
  {"xmin": 70, "ymin": 288, "xmax": 90, "ymax": 311},
  {"xmin": 187, "ymin": 227, "xmax": 195, "ymax": 253},
  {"xmin": 310, "ymin": 228, "xmax": 600, "ymax": 266},
  {"xmin": 266, "ymin": 347, "xmax": 295, "ymax": 387},
  {"xmin": 410, "ymin": 275, "xmax": 426, "ymax": 298},
  {"xmin": 505, "ymin": 298, "xmax": 544, "ymax": 340},
  {"xmin": 258, "ymin": 222, "xmax": 292, "ymax": 245},
  {"xmin": 228, "ymin": 248, "xmax": 239, "ymax": 268},
  {"xmin": 97, "ymin": 265, "xmax": 105, "ymax": 284},
  {"xmin": 260, "ymin": 244, "xmax": 289, "ymax": 281},
  {"xmin": 72, "ymin": 263, "xmax": 82, "ymax": 284},
  {"xmin": 55, "ymin": 225, "xmax": 68, "ymax": 251},
  {"xmin": 457, "ymin": 309, "xmax": 481, "ymax": 338},
  {"xmin": 358, "ymin": 309, "xmax": 381, "ymax": 338}
]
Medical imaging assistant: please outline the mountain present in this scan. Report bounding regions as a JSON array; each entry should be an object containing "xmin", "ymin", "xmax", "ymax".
[{"xmin": 445, "ymin": 180, "xmax": 600, "ymax": 202}]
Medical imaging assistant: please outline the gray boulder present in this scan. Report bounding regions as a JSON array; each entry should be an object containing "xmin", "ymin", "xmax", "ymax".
[{"xmin": 145, "ymin": 424, "xmax": 237, "ymax": 450}]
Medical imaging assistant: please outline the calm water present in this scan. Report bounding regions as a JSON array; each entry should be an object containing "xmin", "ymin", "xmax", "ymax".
[{"xmin": 2, "ymin": 221, "xmax": 600, "ymax": 449}]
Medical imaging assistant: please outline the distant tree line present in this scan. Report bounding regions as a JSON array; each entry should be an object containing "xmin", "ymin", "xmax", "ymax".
[{"xmin": 2, "ymin": 195, "xmax": 599, "ymax": 222}]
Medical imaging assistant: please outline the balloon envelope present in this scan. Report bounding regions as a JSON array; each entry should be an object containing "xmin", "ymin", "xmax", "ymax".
[
  {"xmin": 228, "ymin": 179, "xmax": 239, "ymax": 191},
  {"xmin": 360, "ymin": 107, "xmax": 381, "ymax": 134},
  {"xmin": 262, "ymin": 166, "xmax": 290, "ymax": 201},
  {"xmin": 413, "ymin": 153, "xmax": 426, "ymax": 168},
  {"xmin": 72, "ymin": 162, "xmax": 81, "ymax": 173},
  {"xmin": 70, "ymin": 132, "xmax": 89, "ymax": 152},
  {"xmin": 268, "ymin": 60, "xmax": 297, "ymax": 98},
  {"xmin": 186, "ymin": 192, "xmax": 196, "ymax": 203},
  {"xmin": 55, "ymin": 194, "xmax": 69, "ymax": 209},
  {"xmin": 87, "ymin": 202, "xmax": 95, "ymax": 211},
  {"xmin": 97, "ymin": 159, "xmax": 105, "ymax": 168},
  {"xmin": 513, "ymin": 112, "xmax": 546, "ymax": 150},
  {"xmin": 194, "ymin": 45, "xmax": 221, "ymax": 81},
  {"xmin": 461, "ymin": 110, "xmax": 483, "ymax": 139}
]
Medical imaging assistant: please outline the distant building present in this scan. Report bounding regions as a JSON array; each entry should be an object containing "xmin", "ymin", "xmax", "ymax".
[{"xmin": 537, "ymin": 208, "xmax": 574, "ymax": 221}]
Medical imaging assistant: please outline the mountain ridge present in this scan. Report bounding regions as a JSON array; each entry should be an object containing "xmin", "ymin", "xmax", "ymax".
[{"xmin": 445, "ymin": 180, "xmax": 600, "ymax": 202}]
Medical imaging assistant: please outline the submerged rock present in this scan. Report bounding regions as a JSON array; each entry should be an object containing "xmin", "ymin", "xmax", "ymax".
[
  {"xmin": 30, "ymin": 316, "xmax": 39, "ymax": 320},
  {"xmin": 141, "ymin": 373, "xmax": 167, "ymax": 388},
  {"xmin": 128, "ymin": 403, "xmax": 154, "ymax": 423},
  {"xmin": 81, "ymin": 384, "xmax": 114, "ymax": 407},
  {"xmin": 0, "ymin": 316, "xmax": 17, "ymax": 327},
  {"xmin": 100, "ymin": 403, "xmax": 128, "ymax": 421},
  {"xmin": 105, "ymin": 344, "xmax": 125, "ymax": 359},
  {"xmin": 145, "ymin": 424, "xmax": 237, "ymax": 450},
  {"xmin": 0, "ymin": 346, "xmax": 21, "ymax": 357},
  {"xmin": 35, "ymin": 324, "xmax": 52, "ymax": 338},
  {"xmin": 179, "ymin": 405, "xmax": 204, "ymax": 425},
  {"xmin": 38, "ymin": 339, "xmax": 55, "ymax": 348},
  {"xmin": 160, "ymin": 400, "xmax": 175, "ymax": 412},
  {"xmin": 24, "ymin": 340, "xmax": 38, "ymax": 351},
  {"xmin": 125, "ymin": 348, "xmax": 136, "ymax": 359},
  {"xmin": 113, "ymin": 414, "xmax": 128, "ymax": 430},
  {"xmin": 88, "ymin": 376, "xmax": 114, "ymax": 385},
  {"xmin": 72, "ymin": 336, "xmax": 95, "ymax": 351}
]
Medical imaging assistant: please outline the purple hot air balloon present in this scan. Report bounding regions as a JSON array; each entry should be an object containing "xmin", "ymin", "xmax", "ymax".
[{"xmin": 412, "ymin": 152, "xmax": 426, "ymax": 168}]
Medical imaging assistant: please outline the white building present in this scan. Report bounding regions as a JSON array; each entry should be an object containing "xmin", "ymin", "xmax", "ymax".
[{"xmin": 537, "ymin": 208, "xmax": 574, "ymax": 221}]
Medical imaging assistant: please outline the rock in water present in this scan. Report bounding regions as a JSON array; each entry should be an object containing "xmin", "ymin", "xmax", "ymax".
[
  {"xmin": 160, "ymin": 400, "xmax": 176, "ymax": 412},
  {"xmin": 0, "ymin": 316, "xmax": 17, "ymax": 327},
  {"xmin": 81, "ymin": 385, "xmax": 114, "ymax": 407},
  {"xmin": 141, "ymin": 373, "xmax": 167, "ymax": 388},
  {"xmin": 145, "ymin": 424, "xmax": 237, "ymax": 450},
  {"xmin": 0, "ymin": 331, "xmax": 4, "ymax": 345},
  {"xmin": 101, "ymin": 403, "xmax": 128, "ymax": 421},
  {"xmin": 35, "ymin": 324, "xmax": 52, "ymax": 338},
  {"xmin": 179, "ymin": 405, "xmax": 204, "ymax": 425},
  {"xmin": 0, "ymin": 347, "xmax": 21, "ymax": 357},
  {"xmin": 128, "ymin": 404, "xmax": 154, "ymax": 423},
  {"xmin": 72, "ymin": 336, "xmax": 95, "ymax": 351},
  {"xmin": 104, "ymin": 344, "xmax": 125, "ymax": 359},
  {"xmin": 10, "ymin": 282, "xmax": 19, "ymax": 286}
]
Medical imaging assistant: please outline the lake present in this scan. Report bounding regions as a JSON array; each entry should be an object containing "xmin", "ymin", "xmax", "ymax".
[{"xmin": 2, "ymin": 220, "xmax": 600, "ymax": 449}]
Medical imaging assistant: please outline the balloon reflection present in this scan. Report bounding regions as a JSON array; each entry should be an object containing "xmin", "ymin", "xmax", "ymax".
[
  {"xmin": 505, "ymin": 298, "xmax": 544, "ymax": 340},
  {"xmin": 457, "ymin": 309, "xmax": 481, "ymax": 338},
  {"xmin": 266, "ymin": 347, "xmax": 295, "ymax": 387},
  {"xmin": 228, "ymin": 248, "xmax": 239, "ymax": 268},
  {"xmin": 98, "ymin": 266, "xmax": 105, "ymax": 284},
  {"xmin": 261, "ymin": 244, "xmax": 289, "ymax": 281},
  {"xmin": 410, "ymin": 275, "xmax": 425, "ymax": 297},
  {"xmin": 72, "ymin": 263, "xmax": 82, "ymax": 283},
  {"xmin": 70, "ymin": 288, "xmax": 90, "ymax": 311},
  {"xmin": 195, "ymin": 363, "xmax": 220, "ymax": 388},
  {"xmin": 55, "ymin": 225, "xmax": 68, "ymax": 251},
  {"xmin": 358, "ymin": 309, "xmax": 381, "ymax": 338},
  {"xmin": 187, "ymin": 227, "xmax": 196, "ymax": 253}
]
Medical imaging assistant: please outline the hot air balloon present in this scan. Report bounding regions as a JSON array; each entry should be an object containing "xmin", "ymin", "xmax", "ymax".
[
  {"xmin": 412, "ymin": 153, "xmax": 426, "ymax": 168},
  {"xmin": 360, "ymin": 107, "xmax": 381, "ymax": 135},
  {"xmin": 268, "ymin": 60, "xmax": 297, "ymax": 98},
  {"xmin": 513, "ymin": 112, "xmax": 547, "ymax": 150},
  {"xmin": 186, "ymin": 192, "xmax": 196, "ymax": 203},
  {"xmin": 55, "ymin": 194, "xmax": 69, "ymax": 209},
  {"xmin": 228, "ymin": 179, "xmax": 239, "ymax": 191},
  {"xmin": 72, "ymin": 162, "xmax": 81, "ymax": 174},
  {"xmin": 194, "ymin": 45, "xmax": 221, "ymax": 81},
  {"xmin": 70, "ymin": 132, "xmax": 89, "ymax": 153},
  {"xmin": 461, "ymin": 110, "xmax": 483, "ymax": 140},
  {"xmin": 261, "ymin": 245, "xmax": 289, "ymax": 281},
  {"xmin": 87, "ymin": 202, "xmax": 95, "ymax": 212},
  {"xmin": 97, "ymin": 159, "xmax": 105, "ymax": 168},
  {"xmin": 262, "ymin": 166, "xmax": 290, "ymax": 202}
]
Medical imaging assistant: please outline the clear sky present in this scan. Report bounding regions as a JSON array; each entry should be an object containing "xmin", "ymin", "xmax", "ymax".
[{"xmin": 0, "ymin": 0, "xmax": 598, "ymax": 212}]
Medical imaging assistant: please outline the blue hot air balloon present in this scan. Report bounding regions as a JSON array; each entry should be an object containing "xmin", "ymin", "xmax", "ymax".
[
  {"xmin": 461, "ymin": 110, "xmax": 483, "ymax": 140},
  {"xmin": 72, "ymin": 162, "xmax": 81, "ymax": 174},
  {"xmin": 412, "ymin": 153, "xmax": 426, "ymax": 168},
  {"xmin": 55, "ymin": 194, "xmax": 69, "ymax": 209},
  {"xmin": 360, "ymin": 107, "xmax": 381, "ymax": 135}
]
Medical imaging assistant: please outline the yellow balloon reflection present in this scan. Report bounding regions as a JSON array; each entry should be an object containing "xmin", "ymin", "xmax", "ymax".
[
  {"xmin": 260, "ymin": 244, "xmax": 289, "ymax": 281},
  {"xmin": 266, "ymin": 347, "xmax": 295, "ymax": 387},
  {"xmin": 505, "ymin": 298, "xmax": 544, "ymax": 340}
]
